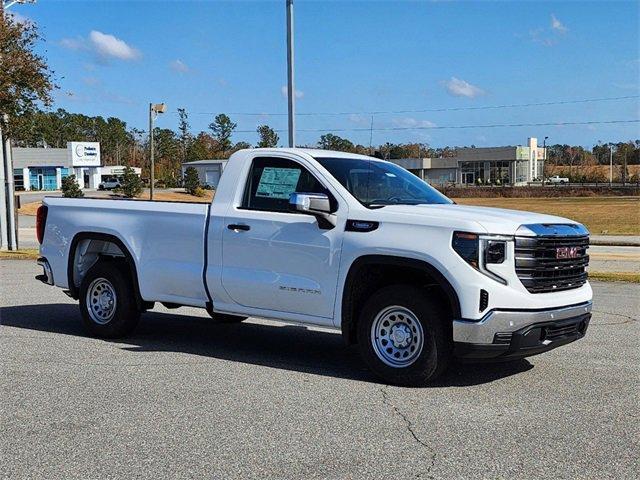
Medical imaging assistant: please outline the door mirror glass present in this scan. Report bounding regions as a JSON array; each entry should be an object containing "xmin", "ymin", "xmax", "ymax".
[{"xmin": 289, "ymin": 192, "xmax": 332, "ymax": 214}]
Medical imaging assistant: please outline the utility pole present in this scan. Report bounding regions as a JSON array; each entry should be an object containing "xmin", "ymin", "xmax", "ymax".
[
  {"xmin": 149, "ymin": 103, "xmax": 154, "ymax": 200},
  {"xmin": 542, "ymin": 136, "xmax": 548, "ymax": 186},
  {"xmin": 2, "ymin": 0, "xmax": 36, "ymax": 250},
  {"xmin": 0, "ymin": 116, "xmax": 17, "ymax": 250},
  {"xmin": 609, "ymin": 144, "xmax": 613, "ymax": 184},
  {"xmin": 286, "ymin": 0, "xmax": 295, "ymax": 148},
  {"xmin": 148, "ymin": 103, "xmax": 166, "ymax": 200}
]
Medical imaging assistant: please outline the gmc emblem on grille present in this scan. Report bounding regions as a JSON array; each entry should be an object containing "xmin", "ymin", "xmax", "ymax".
[{"xmin": 556, "ymin": 246, "xmax": 579, "ymax": 259}]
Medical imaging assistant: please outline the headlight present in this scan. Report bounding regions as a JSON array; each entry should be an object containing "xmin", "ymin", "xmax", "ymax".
[
  {"xmin": 484, "ymin": 240, "xmax": 505, "ymax": 264},
  {"xmin": 452, "ymin": 232, "xmax": 509, "ymax": 285}
]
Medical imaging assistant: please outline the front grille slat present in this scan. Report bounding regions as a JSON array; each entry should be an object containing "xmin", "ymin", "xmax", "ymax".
[{"xmin": 515, "ymin": 233, "xmax": 590, "ymax": 294}]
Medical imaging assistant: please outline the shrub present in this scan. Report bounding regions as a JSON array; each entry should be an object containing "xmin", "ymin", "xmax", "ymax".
[
  {"xmin": 119, "ymin": 165, "xmax": 143, "ymax": 198},
  {"xmin": 61, "ymin": 175, "xmax": 84, "ymax": 198},
  {"xmin": 184, "ymin": 166, "xmax": 200, "ymax": 195},
  {"xmin": 193, "ymin": 186, "xmax": 206, "ymax": 197}
]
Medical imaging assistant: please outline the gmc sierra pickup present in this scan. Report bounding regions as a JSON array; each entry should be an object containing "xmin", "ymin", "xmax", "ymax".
[{"xmin": 36, "ymin": 148, "xmax": 592, "ymax": 386}]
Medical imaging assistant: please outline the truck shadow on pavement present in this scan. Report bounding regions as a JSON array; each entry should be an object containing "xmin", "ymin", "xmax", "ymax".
[{"xmin": 1, "ymin": 303, "xmax": 533, "ymax": 387}]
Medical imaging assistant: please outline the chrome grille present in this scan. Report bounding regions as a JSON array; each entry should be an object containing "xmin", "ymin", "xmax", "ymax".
[{"xmin": 515, "ymin": 234, "xmax": 589, "ymax": 293}]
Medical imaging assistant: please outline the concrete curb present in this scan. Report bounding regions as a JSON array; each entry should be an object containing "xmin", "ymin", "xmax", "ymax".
[{"xmin": 590, "ymin": 239, "xmax": 640, "ymax": 247}]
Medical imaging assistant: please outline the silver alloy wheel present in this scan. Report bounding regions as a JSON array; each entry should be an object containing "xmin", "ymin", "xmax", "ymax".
[
  {"xmin": 371, "ymin": 305, "xmax": 424, "ymax": 368},
  {"xmin": 86, "ymin": 277, "xmax": 117, "ymax": 325}
]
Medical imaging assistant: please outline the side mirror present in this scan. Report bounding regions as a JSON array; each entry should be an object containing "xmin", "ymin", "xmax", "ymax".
[
  {"xmin": 289, "ymin": 192, "xmax": 331, "ymax": 214},
  {"xmin": 289, "ymin": 192, "xmax": 336, "ymax": 229}
]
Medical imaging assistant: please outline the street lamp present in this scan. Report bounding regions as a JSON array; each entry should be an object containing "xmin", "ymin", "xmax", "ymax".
[
  {"xmin": 148, "ymin": 102, "xmax": 166, "ymax": 201},
  {"xmin": 542, "ymin": 136, "xmax": 548, "ymax": 186}
]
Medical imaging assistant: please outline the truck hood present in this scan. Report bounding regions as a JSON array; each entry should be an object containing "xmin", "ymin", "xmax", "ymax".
[{"xmin": 378, "ymin": 203, "xmax": 583, "ymax": 235}]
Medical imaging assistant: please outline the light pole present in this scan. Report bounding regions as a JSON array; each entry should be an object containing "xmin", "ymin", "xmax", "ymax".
[
  {"xmin": 542, "ymin": 136, "xmax": 548, "ymax": 186},
  {"xmin": 286, "ymin": 0, "xmax": 295, "ymax": 148},
  {"xmin": 609, "ymin": 143, "xmax": 613, "ymax": 184},
  {"xmin": 148, "ymin": 103, "xmax": 166, "ymax": 200}
]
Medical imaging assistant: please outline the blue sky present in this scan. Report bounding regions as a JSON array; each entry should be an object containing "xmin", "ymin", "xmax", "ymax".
[{"xmin": 10, "ymin": 0, "xmax": 640, "ymax": 148}]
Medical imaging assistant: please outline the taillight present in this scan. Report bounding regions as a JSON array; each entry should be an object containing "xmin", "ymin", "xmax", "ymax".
[{"xmin": 36, "ymin": 205, "xmax": 48, "ymax": 244}]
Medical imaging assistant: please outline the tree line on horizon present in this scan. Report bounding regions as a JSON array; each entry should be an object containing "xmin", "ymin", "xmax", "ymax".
[{"xmin": 9, "ymin": 107, "xmax": 640, "ymax": 185}]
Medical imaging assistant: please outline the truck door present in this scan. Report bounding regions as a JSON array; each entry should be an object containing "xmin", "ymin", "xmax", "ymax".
[{"xmin": 221, "ymin": 155, "xmax": 345, "ymax": 319}]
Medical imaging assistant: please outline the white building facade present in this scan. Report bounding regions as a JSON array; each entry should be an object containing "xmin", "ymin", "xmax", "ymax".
[
  {"xmin": 12, "ymin": 142, "xmax": 139, "ymax": 191},
  {"xmin": 390, "ymin": 137, "xmax": 547, "ymax": 186}
]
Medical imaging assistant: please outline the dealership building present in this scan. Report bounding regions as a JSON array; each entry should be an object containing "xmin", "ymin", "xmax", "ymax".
[
  {"xmin": 393, "ymin": 137, "xmax": 547, "ymax": 186},
  {"xmin": 12, "ymin": 142, "xmax": 140, "ymax": 191},
  {"xmin": 179, "ymin": 137, "xmax": 547, "ymax": 189}
]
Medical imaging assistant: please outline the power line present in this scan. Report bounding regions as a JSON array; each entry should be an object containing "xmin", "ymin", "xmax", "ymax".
[
  {"xmin": 232, "ymin": 119, "xmax": 640, "ymax": 134},
  {"xmin": 170, "ymin": 95, "xmax": 639, "ymax": 117}
]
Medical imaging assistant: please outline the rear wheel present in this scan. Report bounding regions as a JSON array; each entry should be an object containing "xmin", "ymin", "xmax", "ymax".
[
  {"xmin": 357, "ymin": 285, "xmax": 451, "ymax": 387},
  {"xmin": 79, "ymin": 261, "xmax": 141, "ymax": 338}
]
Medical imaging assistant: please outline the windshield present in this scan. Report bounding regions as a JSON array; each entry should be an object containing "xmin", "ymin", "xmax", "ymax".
[{"xmin": 315, "ymin": 157, "xmax": 453, "ymax": 207}]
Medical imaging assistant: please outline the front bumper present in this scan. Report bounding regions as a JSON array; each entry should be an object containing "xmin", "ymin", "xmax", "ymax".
[{"xmin": 453, "ymin": 301, "xmax": 592, "ymax": 360}]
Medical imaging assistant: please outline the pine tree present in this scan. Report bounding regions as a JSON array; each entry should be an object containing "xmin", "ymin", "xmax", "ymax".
[
  {"xmin": 184, "ymin": 166, "xmax": 200, "ymax": 195},
  {"xmin": 61, "ymin": 175, "xmax": 84, "ymax": 198},
  {"xmin": 119, "ymin": 165, "xmax": 143, "ymax": 198}
]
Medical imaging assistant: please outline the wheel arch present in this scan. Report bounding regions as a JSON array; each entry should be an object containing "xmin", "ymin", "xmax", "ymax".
[
  {"xmin": 67, "ymin": 232, "xmax": 143, "ymax": 308},
  {"xmin": 340, "ymin": 254, "xmax": 461, "ymax": 344}
]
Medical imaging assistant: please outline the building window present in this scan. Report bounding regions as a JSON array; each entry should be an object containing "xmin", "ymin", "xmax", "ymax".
[
  {"xmin": 515, "ymin": 161, "xmax": 528, "ymax": 183},
  {"xmin": 13, "ymin": 169, "xmax": 24, "ymax": 191},
  {"xmin": 29, "ymin": 167, "xmax": 58, "ymax": 191},
  {"xmin": 460, "ymin": 161, "xmax": 485, "ymax": 185},
  {"xmin": 489, "ymin": 161, "xmax": 510, "ymax": 185}
]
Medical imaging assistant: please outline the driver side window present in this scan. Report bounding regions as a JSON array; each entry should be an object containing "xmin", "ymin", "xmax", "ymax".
[{"xmin": 241, "ymin": 157, "xmax": 331, "ymax": 212}]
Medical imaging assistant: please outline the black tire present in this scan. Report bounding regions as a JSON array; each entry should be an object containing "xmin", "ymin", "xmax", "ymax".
[
  {"xmin": 356, "ymin": 285, "xmax": 452, "ymax": 387},
  {"xmin": 209, "ymin": 312, "xmax": 248, "ymax": 323},
  {"xmin": 79, "ymin": 260, "xmax": 141, "ymax": 338}
]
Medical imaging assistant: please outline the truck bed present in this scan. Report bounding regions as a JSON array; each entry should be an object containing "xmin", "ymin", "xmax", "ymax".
[{"xmin": 41, "ymin": 197, "xmax": 211, "ymax": 307}]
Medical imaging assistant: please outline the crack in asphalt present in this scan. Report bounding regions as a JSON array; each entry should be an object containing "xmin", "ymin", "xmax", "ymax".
[
  {"xmin": 380, "ymin": 385, "xmax": 436, "ymax": 478},
  {"xmin": 592, "ymin": 310, "xmax": 639, "ymax": 325}
]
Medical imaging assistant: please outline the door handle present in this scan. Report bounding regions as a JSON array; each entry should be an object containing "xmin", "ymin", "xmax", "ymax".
[{"xmin": 227, "ymin": 224, "xmax": 250, "ymax": 231}]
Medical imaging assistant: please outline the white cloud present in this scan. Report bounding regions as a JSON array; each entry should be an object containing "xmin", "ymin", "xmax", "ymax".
[
  {"xmin": 528, "ymin": 14, "xmax": 568, "ymax": 47},
  {"xmin": 60, "ymin": 31, "xmax": 141, "ymax": 62},
  {"xmin": 550, "ymin": 14, "xmax": 567, "ymax": 33},
  {"xmin": 170, "ymin": 59, "xmax": 190, "ymax": 73},
  {"xmin": 89, "ymin": 31, "xmax": 140, "ymax": 60},
  {"xmin": 443, "ymin": 77, "xmax": 485, "ymax": 98},
  {"xmin": 281, "ymin": 85, "xmax": 304, "ymax": 99},
  {"xmin": 391, "ymin": 117, "xmax": 437, "ymax": 129}
]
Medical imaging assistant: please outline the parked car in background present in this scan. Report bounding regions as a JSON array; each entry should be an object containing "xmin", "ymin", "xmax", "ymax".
[
  {"xmin": 36, "ymin": 148, "xmax": 592, "ymax": 386},
  {"xmin": 98, "ymin": 178, "xmax": 121, "ymax": 190},
  {"xmin": 547, "ymin": 175, "xmax": 569, "ymax": 184}
]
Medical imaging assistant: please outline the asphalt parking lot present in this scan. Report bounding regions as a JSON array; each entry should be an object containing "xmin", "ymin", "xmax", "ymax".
[{"xmin": 1, "ymin": 260, "xmax": 638, "ymax": 479}]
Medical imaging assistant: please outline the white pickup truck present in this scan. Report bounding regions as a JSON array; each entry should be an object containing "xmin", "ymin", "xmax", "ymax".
[
  {"xmin": 547, "ymin": 175, "xmax": 570, "ymax": 184},
  {"xmin": 36, "ymin": 148, "xmax": 592, "ymax": 386}
]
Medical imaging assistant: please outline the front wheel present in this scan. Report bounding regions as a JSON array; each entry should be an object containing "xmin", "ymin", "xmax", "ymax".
[
  {"xmin": 357, "ymin": 285, "xmax": 451, "ymax": 387},
  {"xmin": 79, "ymin": 261, "xmax": 141, "ymax": 338}
]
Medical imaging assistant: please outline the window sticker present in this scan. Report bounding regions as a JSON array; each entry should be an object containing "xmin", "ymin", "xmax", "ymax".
[{"xmin": 256, "ymin": 167, "xmax": 301, "ymax": 199}]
